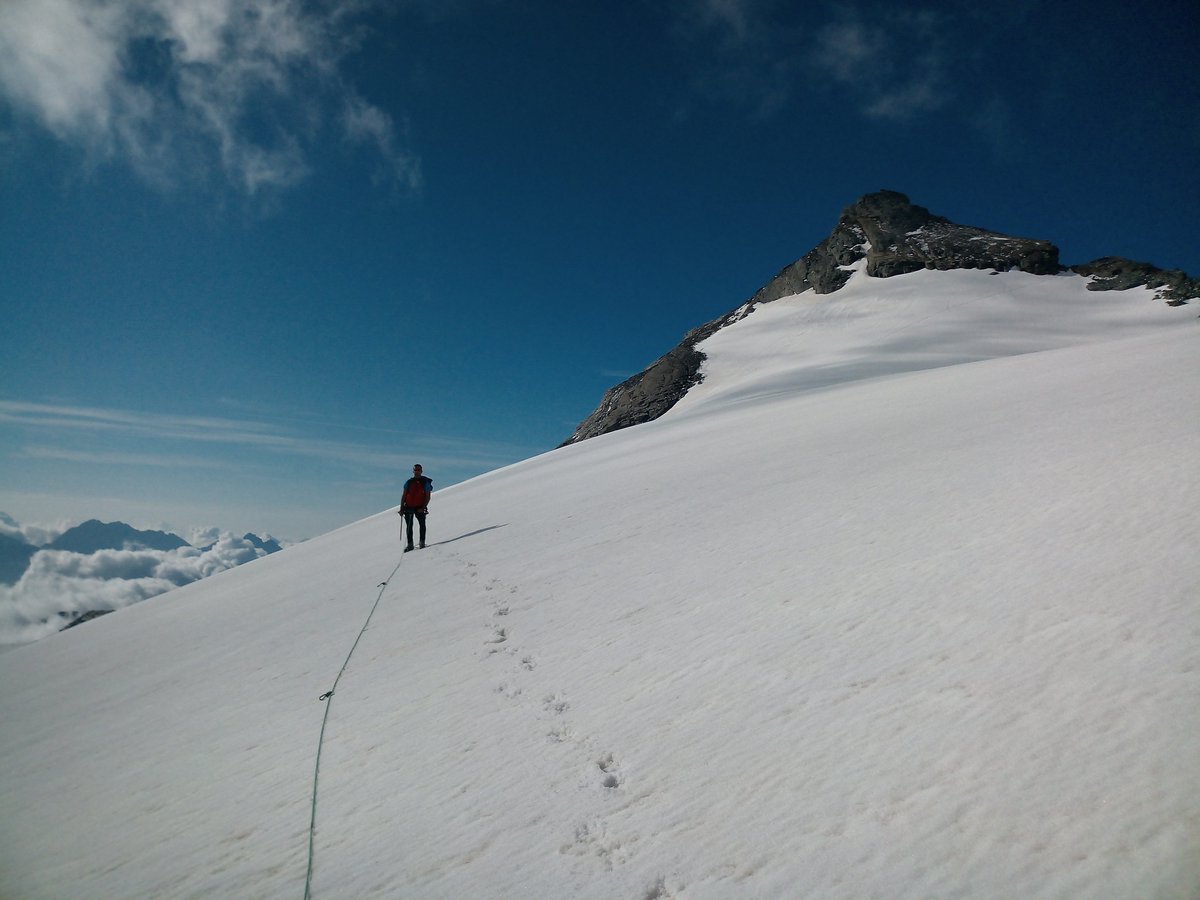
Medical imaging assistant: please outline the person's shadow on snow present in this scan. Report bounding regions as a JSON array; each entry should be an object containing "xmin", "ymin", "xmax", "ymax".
[{"xmin": 426, "ymin": 524, "xmax": 508, "ymax": 547}]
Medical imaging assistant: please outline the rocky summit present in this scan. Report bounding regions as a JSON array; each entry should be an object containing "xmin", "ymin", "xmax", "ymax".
[
  {"xmin": 746, "ymin": 189, "xmax": 1059, "ymax": 307},
  {"xmin": 562, "ymin": 190, "xmax": 1197, "ymax": 445}
]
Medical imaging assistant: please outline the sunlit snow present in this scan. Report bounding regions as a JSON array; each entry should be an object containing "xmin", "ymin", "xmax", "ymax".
[{"xmin": 1, "ymin": 268, "xmax": 1196, "ymax": 898}]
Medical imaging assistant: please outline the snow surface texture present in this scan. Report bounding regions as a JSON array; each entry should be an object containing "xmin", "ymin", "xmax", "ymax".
[{"xmin": 1, "ymin": 268, "xmax": 1197, "ymax": 899}]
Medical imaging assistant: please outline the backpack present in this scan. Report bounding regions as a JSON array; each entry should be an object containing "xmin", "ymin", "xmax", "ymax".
[{"xmin": 403, "ymin": 477, "xmax": 431, "ymax": 509}]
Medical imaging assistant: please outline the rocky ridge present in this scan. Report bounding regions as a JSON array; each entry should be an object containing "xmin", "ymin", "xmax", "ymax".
[
  {"xmin": 563, "ymin": 190, "xmax": 1197, "ymax": 445},
  {"xmin": 1070, "ymin": 257, "xmax": 1200, "ymax": 306}
]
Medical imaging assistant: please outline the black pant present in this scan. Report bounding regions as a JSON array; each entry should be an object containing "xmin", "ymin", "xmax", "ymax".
[{"xmin": 402, "ymin": 509, "xmax": 426, "ymax": 547}]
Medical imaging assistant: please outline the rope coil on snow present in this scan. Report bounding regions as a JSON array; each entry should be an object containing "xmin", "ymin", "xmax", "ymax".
[{"xmin": 303, "ymin": 550, "xmax": 406, "ymax": 900}]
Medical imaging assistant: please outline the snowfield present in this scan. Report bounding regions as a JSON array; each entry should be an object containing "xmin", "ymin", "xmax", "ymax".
[{"xmin": 1, "ymin": 268, "xmax": 1197, "ymax": 899}]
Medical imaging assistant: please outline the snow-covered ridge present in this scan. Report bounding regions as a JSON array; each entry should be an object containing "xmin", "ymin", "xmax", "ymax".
[
  {"xmin": 566, "ymin": 189, "xmax": 1178, "ymax": 446},
  {"xmin": 674, "ymin": 265, "xmax": 1189, "ymax": 416}
]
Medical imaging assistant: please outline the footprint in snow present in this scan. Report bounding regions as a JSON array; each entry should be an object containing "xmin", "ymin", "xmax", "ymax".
[
  {"xmin": 494, "ymin": 681, "xmax": 523, "ymax": 701},
  {"xmin": 597, "ymin": 753, "xmax": 621, "ymax": 789},
  {"xmin": 547, "ymin": 724, "xmax": 578, "ymax": 744}
]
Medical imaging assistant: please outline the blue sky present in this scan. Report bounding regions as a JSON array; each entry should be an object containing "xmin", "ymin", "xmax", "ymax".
[{"xmin": 1, "ymin": 0, "xmax": 1197, "ymax": 541}]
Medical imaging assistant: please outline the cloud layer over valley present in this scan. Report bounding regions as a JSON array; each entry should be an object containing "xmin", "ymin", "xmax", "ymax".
[{"xmin": 0, "ymin": 513, "xmax": 281, "ymax": 647}]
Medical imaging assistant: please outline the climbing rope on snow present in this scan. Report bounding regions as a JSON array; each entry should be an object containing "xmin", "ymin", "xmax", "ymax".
[{"xmin": 302, "ymin": 551, "xmax": 406, "ymax": 900}]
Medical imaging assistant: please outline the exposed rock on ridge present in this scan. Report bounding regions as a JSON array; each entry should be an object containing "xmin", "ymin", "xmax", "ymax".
[
  {"xmin": 560, "ymin": 301, "xmax": 764, "ymax": 445},
  {"xmin": 563, "ymin": 190, "xmax": 1194, "ymax": 445},
  {"xmin": 740, "ymin": 190, "xmax": 1060, "ymax": 309},
  {"xmin": 1071, "ymin": 256, "xmax": 1200, "ymax": 306}
]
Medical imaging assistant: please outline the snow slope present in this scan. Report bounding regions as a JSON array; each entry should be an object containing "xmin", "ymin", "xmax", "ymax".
[{"xmin": 1, "ymin": 269, "xmax": 1197, "ymax": 899}]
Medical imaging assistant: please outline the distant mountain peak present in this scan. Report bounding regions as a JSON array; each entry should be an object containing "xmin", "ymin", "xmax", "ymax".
[
  {"xmin": 48, "ymin": 520, "xmax": 190, "ymax": 555},
  {"xmin": 563, "ymin": 190, "xmax": 1196, "ymax": 445},
  {"xmin": 243, "ymin": 533, "xmax": 283, "ymax": 555},
  {"xmin": 746, "ymin": 190, "xmax": 1060, "ymax": 305},
  {"xmin": 0, "ymin": 532, "xmax": 37, "ymax": 586}
]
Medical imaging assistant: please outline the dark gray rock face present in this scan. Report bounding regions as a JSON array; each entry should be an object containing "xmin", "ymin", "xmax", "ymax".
[
  {"xmin": 61, "ymin": 610, "xmax": 114, "ymax": 631},
  {"xmin": 562, "ymin": 311, "xmax": 749, "ymax": 446},
  {"xmin": 562, "ymin": 346, "xmax": 703, "ymax": 446},
  {"xmin": 563, "ymin": 190, "xmax": 1189, "ymax": 445},
  {"xmin": 744, "ymin": 190, "xmax": 1059, "ymax": 308},
  {"xmin": 847, "ymin": 190, "xmax": 1059, "ymax": 278},
  {"xmin": 1071, "ymin": 257, "xmax": 1200, "ymax": 305}
]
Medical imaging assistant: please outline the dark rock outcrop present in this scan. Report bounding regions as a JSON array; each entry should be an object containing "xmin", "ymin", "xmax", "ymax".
[
  {"xmin": 1071, "ymin": 257, "xmax": 1200, "ymax": 306},
  {"xmin": 740, "ymin": 190, "xmax": 1059, "ymax": 310},
  {"xmin": 60, "ymin": 610, "xmax": 114, "ymax": 631},
  {"xmin": 563, "ymin": 190, "xmax": 1189, "ymax": 445},
  {"xmin": 562, "ymin": 313, "xmax": 741, "ymax": 446},
  {"xmin": 197, "ymin": 533, "xmax": 282, "ymax": 554},
  {"xmin": 849, "ymin": 190, "xmax": 1059, "ymax": 278}
]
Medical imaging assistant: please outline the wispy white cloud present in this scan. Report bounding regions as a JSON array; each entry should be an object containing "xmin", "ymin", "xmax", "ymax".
[
  {"xmin": 0, "ymin": 512, "xmax": 66, "ymax": 547},
  {"xmin": 686, "ymin": 0, "xmax": 762, "ymax": 46},
  {"xmin": 0, "ymin": 0, "xmax": 419, "ymax": 195},
  {"xmin": 0, "ymin": 399, "xmax": 534, "ymax": 474},
  {"xmin": 0, "ymin": 400, "xmax": 285, "ymax": 446},
  {"xmin": 810, "ymin": 8, "xmax": 951, "ymax": 121},
  {"xmin": 810, "ymin": 19, "xmax": 883, "ymax": 84},
  {"xmin": 669, "ymin": 0, "xmax": 799, "ymax": 118},
  {"xmin": 669, "ymin": 0, "xmax": 955, "ymax": 122},
  {"xmin": 343, "ymin": 94, "xmax": 423, "ymax": 191},
  {"xmin": 20, "ymin": 445, "xmax": 229, "ymax": 469}
]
